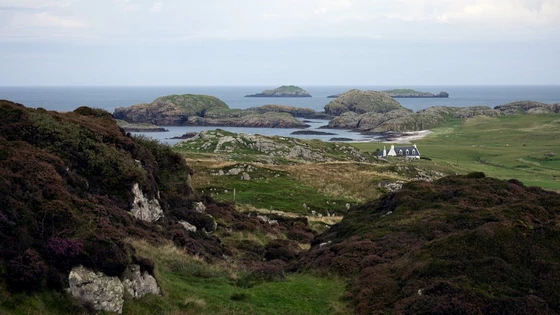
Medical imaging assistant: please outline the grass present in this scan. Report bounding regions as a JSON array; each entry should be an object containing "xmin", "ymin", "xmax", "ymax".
[
  {"xmin": 354, "ymin": 114, "xmax": 560, "ymax": 191},
  {"xmin": 124, "ymin": 239, "xmax": 350, "ymax": 315}
]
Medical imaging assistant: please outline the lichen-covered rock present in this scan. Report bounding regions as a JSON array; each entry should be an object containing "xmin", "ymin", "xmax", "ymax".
[
  {"xmin": 131, "ymin": 183, "xmax": 163, "ymax": 222},
  {"xmin": 179, "ymin": 220, "xmax": 197, "ymax": 232},
  {"xmin": 494, "ymin": 101, "xmax": 560, "ymax": 115},
  {"xmin": 68, "ymin": 265, "xmax": 124, "ymax": 314},
  {"xmin": 194, "ymin": 202, "xmax": 206, "ymax": 213},
  {"xmin": 122, "ymin": 264, "xmax": 161, "ymax": 299}
]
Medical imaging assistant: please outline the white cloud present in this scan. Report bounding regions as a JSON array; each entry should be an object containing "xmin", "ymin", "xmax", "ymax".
[{"xmin": 0, "ymin": 0, "xmax": 559, "ymax": 42}]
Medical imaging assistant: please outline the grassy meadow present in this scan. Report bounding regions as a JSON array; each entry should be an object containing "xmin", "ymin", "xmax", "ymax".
[{"xmin": 354, "ymin": 114, "xmax": 560, "ymax": 191}]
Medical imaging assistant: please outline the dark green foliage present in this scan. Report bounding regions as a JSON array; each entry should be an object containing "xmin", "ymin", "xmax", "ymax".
[{"xmin": 297, "ymin": 174, "xmax": 560, "ymax": 313}]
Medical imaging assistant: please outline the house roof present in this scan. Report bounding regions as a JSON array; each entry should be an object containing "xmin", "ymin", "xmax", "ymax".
[{"xmin": 394, "ymin": 146, "xmax": 420, "ymax": 156}]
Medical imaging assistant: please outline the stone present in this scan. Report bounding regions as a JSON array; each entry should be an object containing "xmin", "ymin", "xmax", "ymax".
[
  {"xmin": 131, "ymin": 183, "xmax": 163, "ymax": 222},
  {"xmin": 241, "ymin": 172, "xmax": 251, "ymax": 181},
  {"xmin": 68, "ymin": 265, "xmax": 124, "ymax": 314},
  {"xmin": 194, "ymin": 202, "xmax": 206, "ymax": 213},
  {"xmin": 179, "ymin": 220, "xmax": 197, "ymax": 232},
  {"xmin": 122, "ymin": 264, "xmax": 161, "ymax": 299}
]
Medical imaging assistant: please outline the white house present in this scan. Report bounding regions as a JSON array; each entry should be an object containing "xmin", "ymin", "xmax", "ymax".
[{"xmin": 379, "ymin": 144, "xmax": 420, "ymax": 159}]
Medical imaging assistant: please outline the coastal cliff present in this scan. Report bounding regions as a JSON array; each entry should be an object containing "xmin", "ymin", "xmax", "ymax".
[{"xmin": 245, "ymin": 85, "xmax": 312, "ymax": 97}]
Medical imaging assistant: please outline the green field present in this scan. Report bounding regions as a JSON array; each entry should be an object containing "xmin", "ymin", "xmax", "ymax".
[{"xmin": 354, "ymin": 114, "xmax": 560, "ymax": 190}]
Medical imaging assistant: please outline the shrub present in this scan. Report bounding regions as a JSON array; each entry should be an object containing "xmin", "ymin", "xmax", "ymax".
[
  {"xmin": 265, "ymin": 239, "xmax": 299, "ymax": 262},
  {"xmin": 44, "ymin": 238, "xmax": 84, "ymax": 268},
  {"xmin": 466, "ymin": 171, "xmax": 486, "ymax": 178},
  {"xmin": 7, "ymin": 249, "xmax": 47, "ymax": 291}
]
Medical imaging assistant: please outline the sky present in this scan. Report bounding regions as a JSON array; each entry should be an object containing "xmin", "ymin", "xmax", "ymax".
[{"xmin": 1, "ymin": 0, "xmax": 559, "ymax": 86}]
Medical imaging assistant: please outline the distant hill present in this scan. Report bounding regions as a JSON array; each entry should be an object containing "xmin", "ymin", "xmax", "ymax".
[
  {"xmin": 296, "ymin": 173, "xmax": 560, "ymax": 314},
  {"xmin": 327, "ymin": 89, "xmax": 449, "ymax": 98}
]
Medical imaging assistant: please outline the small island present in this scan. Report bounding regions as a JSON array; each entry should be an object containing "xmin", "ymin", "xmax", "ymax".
[
  {"xmin": 327, "ymin": 89, "xmax": 449, "ymax": 98},
  {"xmin": 290, "ymin": 130, "xmax": 338, "ymax": 136},
  {"xmin": 245, "ymin": 85, "xmax": 312, "ymax": 97}
]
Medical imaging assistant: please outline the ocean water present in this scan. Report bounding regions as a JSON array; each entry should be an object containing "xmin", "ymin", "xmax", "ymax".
[{"xmin": 1, "ymin": 85, "xmax": 559, "ymax": 143}]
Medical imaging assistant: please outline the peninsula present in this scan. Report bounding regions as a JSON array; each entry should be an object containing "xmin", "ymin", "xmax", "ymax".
[{"xmin": 245, "ymin": 85, "xmax": 312, "ymax": 97}]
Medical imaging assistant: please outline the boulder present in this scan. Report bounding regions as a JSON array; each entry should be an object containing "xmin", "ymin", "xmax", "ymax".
[
  {"xmin": 179, "ymin": 220, "xmax": 197, "ymax": 232},
  {"xmin": 131, "ymin": 183, "xmax": 163, "ymax": 222},
  {"xmin": 122, "ymin": 264, "xmax": 161, "ymax": 298},
  {"xmin": 68, "ymin": 266, "xmax": 125, "ymax": 314}
]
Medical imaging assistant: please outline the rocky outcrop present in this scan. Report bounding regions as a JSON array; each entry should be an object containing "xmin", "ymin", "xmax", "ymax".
[
  {"xmin": 179, "ymin": 220, "xmax": 197, "ymax": 232},
  {"xmin": 131, "ymin": 183, "xmax": 163, "ymax": 222},
  {"xmin": 245, "ymin": 85, "xmax": 312, "ymax": 97},
  {"xmin": 116, "ymin": 120, "xmax": 168, "ymax": 132},
  {"xmin": 114, "ymin": 94, "xmax": 229, "ymax": 125},
  {"xmin": 122, "ymin": 264, "xmax": 161, "ymax": 298},
  {"xmin": 176, "ymin": 129, "xmax": 368, "ymax": 163},
  {"xmin": 68, "ymin": 266, "xmax": 125, "ymax": 314},
  {"xmin": 324, "ymin": 90, "xmax": 405, "ymax": 116},
  {"xmin": 247, "ymin": 104, "xmax": 332, "ymax": 119},
  {"xmin": 69, "ymin": 265, "xmax": 162, "ymax": 314},
  {"xmin": 494, "ymin": 101, "xmax": 560, "ymax": 115},
  {"xmin": 186, "ymin": 112, "xmax": 307, "ymax": 128}
]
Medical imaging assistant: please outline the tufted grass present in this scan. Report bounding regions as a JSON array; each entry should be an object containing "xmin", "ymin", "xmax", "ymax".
[{"xmin": 124, "ymin": 239, "xmax": 350, "ymax": 315}]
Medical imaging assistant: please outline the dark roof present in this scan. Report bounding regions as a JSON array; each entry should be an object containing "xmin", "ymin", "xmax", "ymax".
[{"xmin": 394, "ymin": 146, "xmax": 420, "ymax": 156}]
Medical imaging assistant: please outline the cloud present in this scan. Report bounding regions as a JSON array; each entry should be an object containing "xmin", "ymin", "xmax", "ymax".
[{"xmin": 0, "ymin": 0, "xmax": 559, "ymax": 43}]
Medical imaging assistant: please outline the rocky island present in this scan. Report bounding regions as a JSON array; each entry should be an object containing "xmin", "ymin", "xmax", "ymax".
[
  {"xmin": 245, "ymin": 85, "xmax": 312, "ymax": 97},
  {"xmin": 113, "ymin": 94, "xmax": 308, "ymax": 128},
  {"xmin": 327, "ymin": 89, "xmax": 449, "ymax": 98}
]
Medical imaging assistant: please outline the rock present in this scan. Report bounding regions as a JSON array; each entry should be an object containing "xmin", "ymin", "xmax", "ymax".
[
  {"xmin": 179, "ymin": 220, "xmax": 197, "ymax": 232},
  {"xmin": 113, "ymin": 94, "xmax": 229, "ymax": 125},
  {"xmin": 330, "ymin": 137, "xmax": 353, "ymax": 142},
  {"xmin": 186, "ymin": 112, "xmax": 308, "ymax": 128},
  {"xmin": 122, "ymin": 264, "xmax": 161, "ymax": 299},
  {"xmin": 324, "ymin": 90, "xmax": 405, "ymax": 116},
  {"xmin": 131, "ymin": 183, "xmax": 163, "ymax": 222},
  {"xmin": 245, "ymin": 85, "xmax": 312, "ymax": 97},
  {"xmin": 194, "ymin": 202, "xmax": 206, "ymax": 213},
  {"xmin": 68, "ymin": 265, "xmax": 125, "ymax": 314},
  {"xmin": 241, "ymin": 172, "xmax": 251, "ymax": 181},
  {"xmin": 494, "ymin": 101, "xmax": 560, "ymax": 115},
  {"xmin": 170, "ymin": 132, "xmax": 198, "ymax": 139}
]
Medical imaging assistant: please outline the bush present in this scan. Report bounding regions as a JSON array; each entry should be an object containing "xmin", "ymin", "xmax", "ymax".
[
  {"xmin": 265, "ymin": 239, "xmax": 299, "ymax": 262},
  {"xmin": 43, "ymin": 238, "xmax": 84, "ymax": 270},
  {"xmin": 7, "ymin": 249, "xmax": 47, "ymax": 291}
]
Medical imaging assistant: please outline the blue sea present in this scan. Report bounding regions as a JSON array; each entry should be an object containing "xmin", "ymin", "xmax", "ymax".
[{"xmin": 1, "ymin": 85, "xmax": 559, "ymax": 143}]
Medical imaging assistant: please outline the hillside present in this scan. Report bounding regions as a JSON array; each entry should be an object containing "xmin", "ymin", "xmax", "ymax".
[
  {"xmin": 0, "ymin": 101, "xmax": 350, "ymax": 314},
  {"xmin": 297, "ymin": 173, "xmax": 560, "ymax": 314}
]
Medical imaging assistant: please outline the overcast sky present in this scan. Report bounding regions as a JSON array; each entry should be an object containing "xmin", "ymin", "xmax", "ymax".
[{"xmin": 1, "ymin": 0, "xmax": 559, "ymax": 86}]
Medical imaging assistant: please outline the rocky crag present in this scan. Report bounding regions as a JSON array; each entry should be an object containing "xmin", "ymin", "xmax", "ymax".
[
  {"xmin": 245, "ymin": 85, "xmax": 312, "ymax": 97},
  {"xmin": 296, "ymin": 173, "xmax": 560, "ymax": 314},
  {"xmin": 175, "ymin": 129, "xmax": 368, "ymax": 164}
]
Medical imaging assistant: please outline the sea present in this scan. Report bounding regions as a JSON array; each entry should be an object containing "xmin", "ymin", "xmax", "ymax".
[{"xmin": 1, "ymin": 85, "xmax": 559, "ymax": 144}]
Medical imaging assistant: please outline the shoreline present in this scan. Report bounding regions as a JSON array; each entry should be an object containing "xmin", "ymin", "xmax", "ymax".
[{"xmin": 380, "ymin": 130, "xmax": 432, "ymax": 144}]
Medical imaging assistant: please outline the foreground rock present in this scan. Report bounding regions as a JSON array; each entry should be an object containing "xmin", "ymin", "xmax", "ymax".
[
  {"xmin": 245, "ymin": 85, "xmax": 312, "ymax": 97},
  {"xmin": 69, "ymin": 265, "xmax": 161, "ymax": 314}
]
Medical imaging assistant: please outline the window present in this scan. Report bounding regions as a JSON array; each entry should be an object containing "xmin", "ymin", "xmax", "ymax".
[
  {"xmin": 412, "ymin": 149, "xmax": 416, "ymax": 154},
  {"xmin": 398, "ymin": 150, "xmax": 403, "ymax": 155},
  {"xmin": 406, "ymin": 149, "xmax": 409, "ymax": 155}
]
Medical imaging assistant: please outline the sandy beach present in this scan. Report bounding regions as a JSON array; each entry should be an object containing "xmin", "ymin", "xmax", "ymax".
[{"xmin": 382, "ymin": 130, "xmax": 433, "ymax": 144}]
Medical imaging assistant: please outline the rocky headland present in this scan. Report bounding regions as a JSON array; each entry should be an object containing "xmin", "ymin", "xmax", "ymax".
[{"xmin": 245, "ymin": 85, "xmax": 312, "ymax": 97}]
